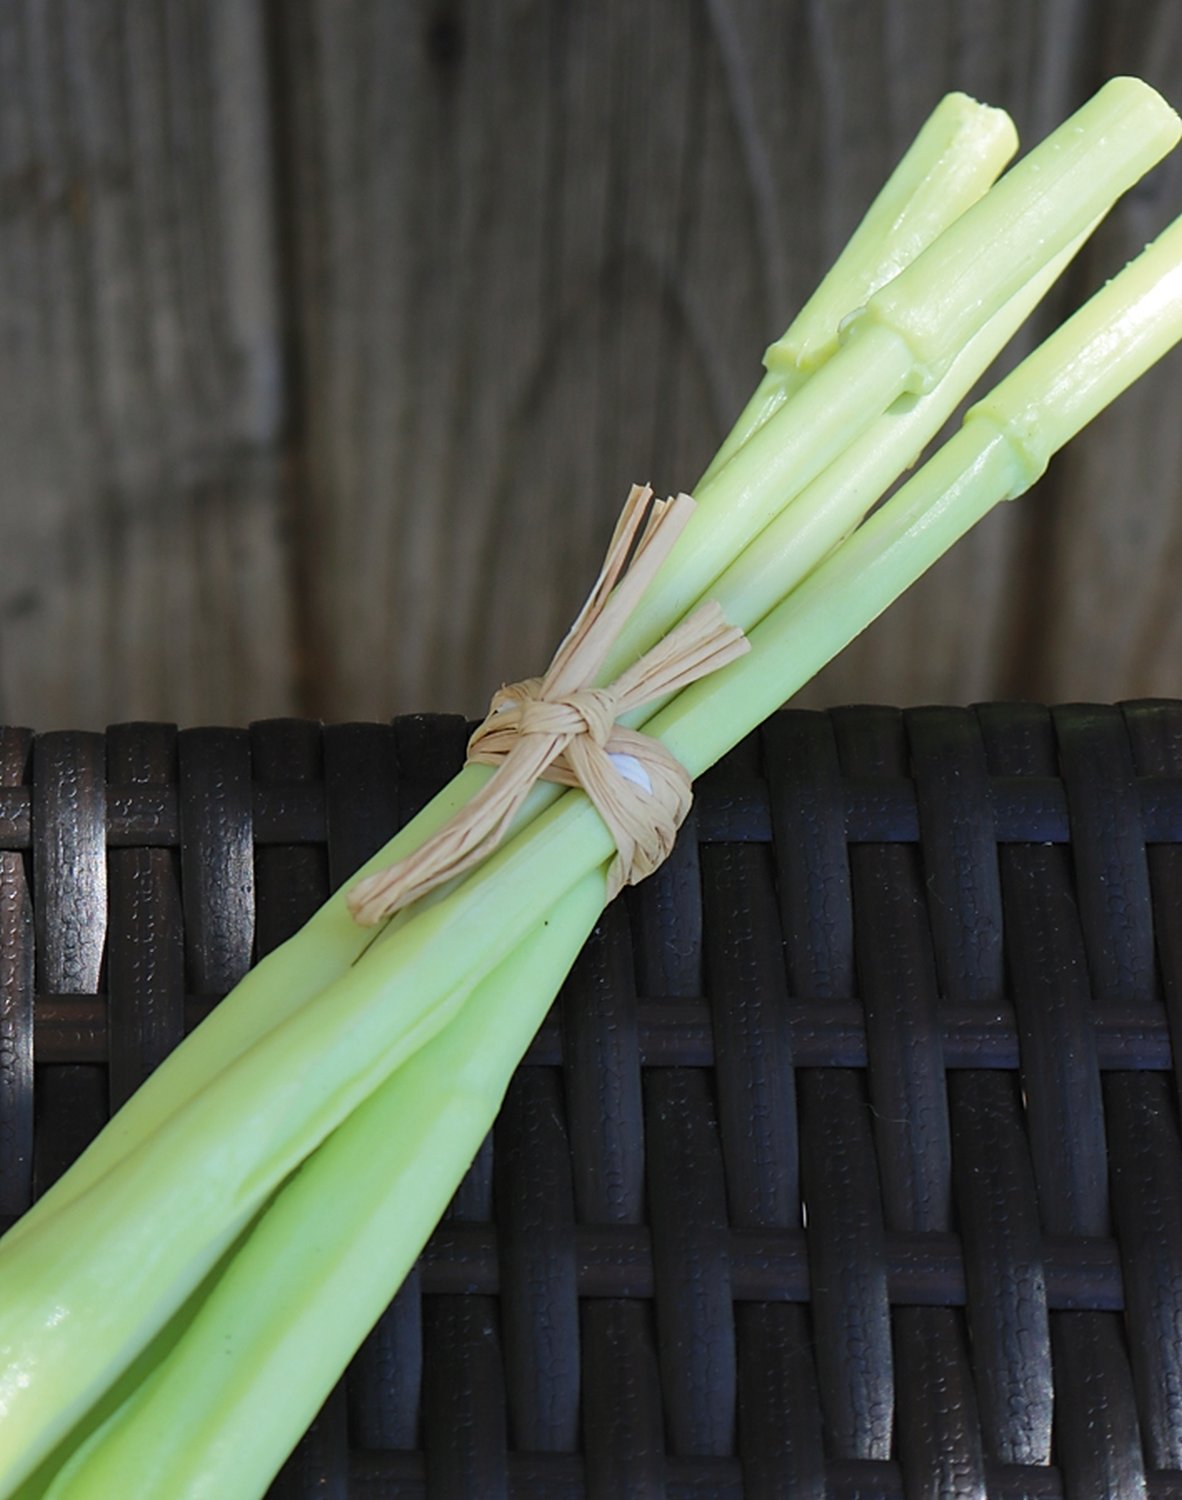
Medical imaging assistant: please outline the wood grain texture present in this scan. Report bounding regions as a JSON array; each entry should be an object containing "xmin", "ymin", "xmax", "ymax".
[
  {"xmin": 0, "ymin": 0, "xmax": 295, "ymax": 729},
  {"xmin": 1, "ymin": 1, "xmax": 1180, "ymax": 727}
]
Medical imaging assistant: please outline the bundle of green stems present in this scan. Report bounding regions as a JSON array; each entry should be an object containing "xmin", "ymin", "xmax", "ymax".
[{"xmin": 3, "ymin": 76, "xmax": 1182, "ymax": 1500}]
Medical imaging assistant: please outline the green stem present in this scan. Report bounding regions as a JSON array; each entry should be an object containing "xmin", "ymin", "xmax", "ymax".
[
  {"xmin": 699, "ymin": 90, "xmax": 1017, "ymax": 484},
  {"xmin": 692, "ymin": 227, "xmax": 1093, "ymax": 647},
  {"xmin": 610, "ymin": 76, "xmax": 1180, "ymax": 670},
  {"xmin": 22, "ymin": 78, "xmax": 1171, "ymax": 1248},
  {"xmin": 659, "ymin": 212, "xmax": 1182, "ymax": 766},
  {"xmin": 0, "ymin": 92, "xmax": 1021, "ymax": 1252},
  {"xmin": 27, "ymin": 877, "xmax": 607, "ymax": 1500},
  {"xmin": 2, "ymin": 83, "xmax": 1178, "ymax": 1498},
  {"xmin": 604, "ymin": 225, "xmax": 1091, "ymax": 738}
]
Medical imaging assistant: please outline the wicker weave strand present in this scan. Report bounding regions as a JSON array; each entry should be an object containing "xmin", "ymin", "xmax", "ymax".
[{"xmin": 345, "ymin": 485, "xmax": 749, "ymax": 926}]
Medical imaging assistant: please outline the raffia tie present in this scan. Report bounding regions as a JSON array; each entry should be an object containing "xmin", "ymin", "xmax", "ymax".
[{"xmin": 346, "ymin": 484, "xmax": 750, "ymax": 927}]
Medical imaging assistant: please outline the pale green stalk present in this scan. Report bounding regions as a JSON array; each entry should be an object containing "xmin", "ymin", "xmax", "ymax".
[
  {"xmin": 0, "ymin": 98, "xmax": 1025, "ymax": 1496},
  {"xmin": 0, "ymin": 93, "xmax": 1022, "ymax": 1251},
  {"xmin": 611, "ymin": 76, "xmax": 1180, "ymax": 667},
  {"xmin": 689, "ymin": 227, "xmax": 1094, "ymax": 657},
  {"xmin": 63, "ymin": 83, "xmax": 1182, "ymax": 1193},
  {"xmin": 22, "ymin": 875, "xmax": 606, "ymax": 1500},
  {"xmin": 1, "ymin": 82, "xmax": 1177, "ymax": 1494},
  {"xmin": 10, "ymin": 197, "xmax": 1182, "ymax": 1500},
  {"xmin": 0, "ymin": 949, "xmax": 498, "ymax": 1489},
  {"xmin": 700, "ymin": 90, "xmax": 1017, "ymax": 484},
  {"xmin": 604, "ymin": 227, "xmax": 1090, "ymax": 738},
  {"xmin": 656, "ymin": 216, "xmax": 1182, "ymax": 775}
]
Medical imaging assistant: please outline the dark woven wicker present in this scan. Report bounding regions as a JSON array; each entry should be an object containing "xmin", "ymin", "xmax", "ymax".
[{"xmin": 4, "ymin": 703, "xmax": 1182, "ymax": 1498}]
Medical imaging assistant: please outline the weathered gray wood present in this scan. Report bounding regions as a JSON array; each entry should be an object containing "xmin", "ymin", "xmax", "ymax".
[
  {"xmin": 2, "ymin": 2, "xmax": 1180, "ymax": 726},
  {"xmin": 278, "ymin": 0, "xmax": 738, "ymax": 715},
  {"xmin": 0, "ymin": 0, "xmax": 294, "ymax": 729}
]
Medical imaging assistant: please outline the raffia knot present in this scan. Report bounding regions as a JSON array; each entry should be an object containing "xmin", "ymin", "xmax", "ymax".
[
  {"xmin": 481, "ymin": 682, "xmax": 619, "ymax": 747},
  {"xmin": 346, "ymin": 485, "xmax": 750, "ymax": 927}
]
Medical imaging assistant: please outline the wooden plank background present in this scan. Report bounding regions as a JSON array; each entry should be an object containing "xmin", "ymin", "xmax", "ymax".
[{"xmin": 1, "ymin": 0, "xmax": 1180, "ymax": 731}]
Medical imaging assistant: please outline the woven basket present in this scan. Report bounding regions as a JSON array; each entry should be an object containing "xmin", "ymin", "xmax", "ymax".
[{"xmin": 3, "ymin": 702, "xmax": 1182, "ymax": 1497}]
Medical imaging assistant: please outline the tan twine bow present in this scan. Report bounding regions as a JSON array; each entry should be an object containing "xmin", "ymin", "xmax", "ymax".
[{"xmin": 346, "ymin": 484, "xmax": 750, "ymax": 927}]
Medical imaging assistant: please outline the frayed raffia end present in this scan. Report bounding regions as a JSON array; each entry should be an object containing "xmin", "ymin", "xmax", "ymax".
[{"xmin": 346, "ymin": 485, "xmax": 750, "ymax": 927}]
